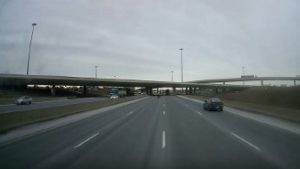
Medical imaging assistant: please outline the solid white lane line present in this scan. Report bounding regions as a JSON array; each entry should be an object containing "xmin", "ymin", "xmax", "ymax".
[
  {"xmin": 231, "ymin": 132, "xmax": 260, "ymax": 151},
  {"xmin": 74, "ymin": 132, "xmax": 99, "ymax": 149},
  {"xmin": 162, "ymin": 130, "xmax": 166, "ymax": 149},
  {"xmin": 163, "ymin": 111, "xmax": 166, "ymax": 116},
  {"xmin": 198, "ymin": 111, "xmax": 203, "ymax": 115}
]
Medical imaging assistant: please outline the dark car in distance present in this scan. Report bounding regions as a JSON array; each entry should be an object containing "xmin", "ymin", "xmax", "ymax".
[{"xmin": 203, "ymin": 98, "xmax": 223, "ymax": 111}]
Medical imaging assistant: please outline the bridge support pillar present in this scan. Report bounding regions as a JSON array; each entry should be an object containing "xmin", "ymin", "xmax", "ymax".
[
  {"xmin": 223, "ymin": 82, "xmax": 225, "ymax": 85},
  {"xmin": 172, "ymin": 87, "xmax": 176, "ymax": 95},
  {"xmin": 185, "ymin": 87, "xmax": 188, "ymax": 95},
  {"xmin": 294, "ymin": 80, "xmax": 297, "ymax": 86},
  {"xmin": 193, "ymin": 87, "xmax": 196, "ymax": 95},
  {"xmin": 83, "ymin": 86, "xmax": 87, "ymax": 96},
  {"xmin": 146, "ymin": 87, "xmax": 153, "ymax": 95},
  {"xmin": 189, "ymin": 87, "xmax": 192, "ymax": 95},
  {"xmin": 50, "ymin": 85, "xmax": 56, "ymax": 96},
  {"xmin": 261, "ymin": 80, "xmax": 264, "ymax": 86},
  {"xmin": 221, "ymin": 87, "xmax": 225, "ymax": 93}
]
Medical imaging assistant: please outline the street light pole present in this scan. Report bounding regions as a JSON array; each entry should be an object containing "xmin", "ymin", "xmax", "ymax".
[
  {"xmin": 242, "ymin": 66, "xmax": 245, "ymax": 85},
  {"xmin": 27, "ymin": 23, "xmax": 37, "ymax": 75},
  {"xmin": 242, "ymin": 66, "xmax": 245, "ymax": 76},
  {"xmin": 179, "ymin": 48, "xmax": 184, "ymax": 82},
  {"xmin": 95, "ymin": 65, "xmax": 98, "ymax": 78},
  {"xmin": 171, "ymin": 71, "xmax": 174, "ymax": 82}
]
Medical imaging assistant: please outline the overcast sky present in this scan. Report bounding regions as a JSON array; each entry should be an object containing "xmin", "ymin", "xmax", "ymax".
[{"xmin": 0, "ymin": 0, "xmax": 300, "ymax": 81}]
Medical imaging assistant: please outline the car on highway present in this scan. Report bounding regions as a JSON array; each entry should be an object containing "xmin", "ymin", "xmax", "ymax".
[
  {"xmin": 16, "ymin": 96, "xmax": 32, "ymax": 105},
  {"xmin": 203, "ymin": 97, "xmax": 223, "ymax": 111},
  {"xmin": 110, "ymin": 94, "xmax": 119, "ymax": 99}
]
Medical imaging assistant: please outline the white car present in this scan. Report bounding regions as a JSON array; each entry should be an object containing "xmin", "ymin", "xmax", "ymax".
[
  {"xmin": 110, "ymin": 95, "xmax": 119, "ymax": 99},
  {"xmin": 16, "ymin": 96, "xmax": 32, "ymax": 105}
]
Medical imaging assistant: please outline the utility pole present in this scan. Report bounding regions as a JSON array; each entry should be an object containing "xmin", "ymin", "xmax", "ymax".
[
  {"xmin": 242, "ymin": 66, "xmax": 245, "ymax": 76},
  {"xmin": 242, "ymin": 66, "xmax": 245, "ymax": 85},
  {"xmin": 179, "ymin": 48, "xmax": 184, "ymax": 82},
  {"xmin": 27, "ymin": 23, "xmax": 37, "ymax": 75}
]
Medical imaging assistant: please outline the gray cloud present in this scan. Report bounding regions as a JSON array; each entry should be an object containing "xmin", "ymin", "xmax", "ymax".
[{"xmin": 0, "ymin": 0, "xmax": 300, "ymax": 81}]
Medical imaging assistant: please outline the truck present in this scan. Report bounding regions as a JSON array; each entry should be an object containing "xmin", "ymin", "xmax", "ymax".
[
  {"xmin": 109, "ymin": 88, "xmax": 127, "ymax": 98},
  {"xmin": 241, "ymin": 75, "xmax": 255, "ymax": 78},
  {"xmin": 118, "ymin": 90, "xmax": 127, "ymax": 97}
]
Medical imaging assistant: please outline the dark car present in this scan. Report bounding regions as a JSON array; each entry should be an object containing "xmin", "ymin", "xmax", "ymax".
[{"xmin": 203, "ymin": 98, "xmax": 223, "ymax": 111}]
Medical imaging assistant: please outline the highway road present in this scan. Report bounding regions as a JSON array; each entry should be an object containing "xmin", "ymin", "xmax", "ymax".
[
  {"xmin": 0, "ymin": 96, "xmax": 299, "ymax": 169},
  {"xmin": 0, "ymin": 97, "xmax": 107, "ymax": 114}
]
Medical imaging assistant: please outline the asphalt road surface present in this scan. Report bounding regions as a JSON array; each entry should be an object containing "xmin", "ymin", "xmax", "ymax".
[
  {"xmin": 0, "ymin": 97, "xmax": 107, "ymax": 114},
  {"xmin": 0, "ymin": 96, "xmax": 299, "ymax": 169}
]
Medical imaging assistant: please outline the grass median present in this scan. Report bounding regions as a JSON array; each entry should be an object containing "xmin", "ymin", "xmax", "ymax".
[{"xmin": 0, "ymin": 96, "xmax": 144, "ymax": 133}]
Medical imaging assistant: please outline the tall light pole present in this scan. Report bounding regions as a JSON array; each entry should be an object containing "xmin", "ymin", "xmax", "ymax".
[
  {"xmin": 242, "ymin": 66, "xmax": 245, "ymax": 76},
  {"xmin": 171, "ymin": 70, "xmax": 174, "ymax": 82},
  {"xmin": 27, "ymin": 23, "xmax": 37, "ymax": 75},
  {"xmin": 179, "ymin": 48, "xmax": 184, "ymax": 82},
  {"xmin": 95, "ymin": 65, "xmax": 98, "ymax": 78},
  {"xmin": 242, "ymin": 66, "xmax": 245, "ymax": 85}
]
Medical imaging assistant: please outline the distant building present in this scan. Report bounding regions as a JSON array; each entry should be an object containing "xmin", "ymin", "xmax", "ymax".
[{"xmin": 241, "ymin": 75, "xmax": 255, "ymax": 78}]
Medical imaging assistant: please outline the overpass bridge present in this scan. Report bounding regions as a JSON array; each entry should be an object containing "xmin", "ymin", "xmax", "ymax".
[
  {"xmin": 0, "ymin": 74, "xmax": 248, "ymax": 96},
  {"xmin": 189, "ymin": 77, "xmax": 300, "ymax": 86}
]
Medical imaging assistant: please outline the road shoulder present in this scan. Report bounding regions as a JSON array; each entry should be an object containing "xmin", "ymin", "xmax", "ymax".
[{"xmin": 178, "ymin": 95, "xmax": 300, "ymax": 135}]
